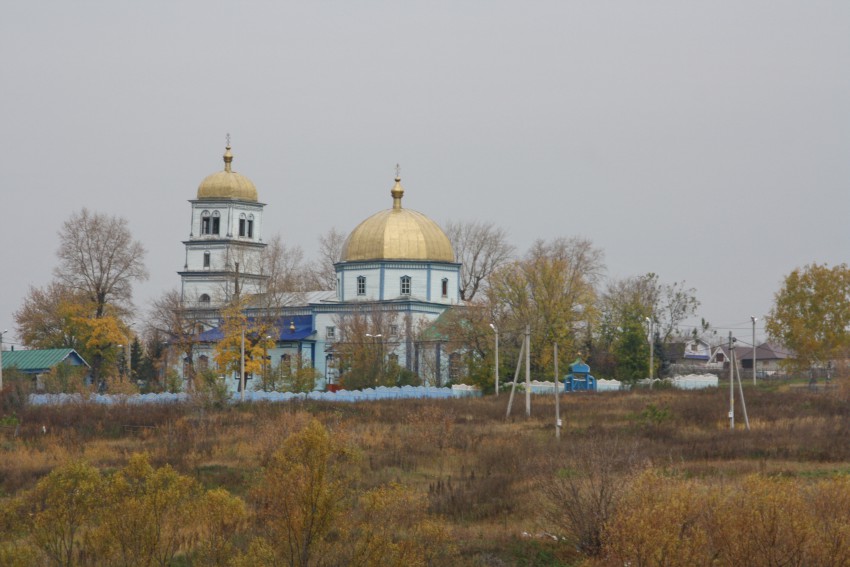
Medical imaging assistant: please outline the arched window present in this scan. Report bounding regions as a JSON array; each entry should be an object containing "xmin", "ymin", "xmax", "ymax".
[
  {"xmin": 211, "ymin": 210, "xmax": 221, "ymax": 234},
  {"xmin": 449, "ymin": 352, "xmax": 463, "ymax": 381},
  {"xmin": 239, "ymin": 213, "xmax": 247, "ymax": 237},
  {"xmin": 199, "ymin": 293, "xmax": 211, "ymax": 306},
  {"xmin": 441, "ymin": 278, "xmax": 449, "ymax": 298},
  {"xmin": 357, "ymin": 276, "xmax": 366, "ymax": 296},
  {"xmin": 203, "ymin": 251, "xmax": 210, "ymax": 268},
  {"xmin": 247, "ymin": 214, "xmax": 255, "ymax": 238},
  {"xmin": 400, "ymin": 275, "xmax": 411, "ymax": 296},
  {"xmin": 201, "ymin": 210, "xmax": 211, "ymax": 234}
]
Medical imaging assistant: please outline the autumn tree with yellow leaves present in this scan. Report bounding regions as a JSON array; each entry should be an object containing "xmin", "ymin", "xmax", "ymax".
[
  {"xmin": 488, "ymin": 237, "xmax": 605, "ymax": 377},
  {"xmin": 14, "ymin": 209, "xmax": 147, "ymax": 384},
  {"xmin": 767, "ymin": 262, "xmax": 850, "ymax": 370},
  {"xmin": 214, "ymin": 297, "xmax": 276, "ymax": 388}
]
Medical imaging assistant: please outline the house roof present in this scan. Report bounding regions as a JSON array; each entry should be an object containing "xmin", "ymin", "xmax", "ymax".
[
  {"xmin": 736, "ymin": 342, "xmax": 793, "ymax": 362},
  {"xmin": 1, "ymin": 348, "xmax": 90, "ymax": 372},
  {"xmin": 198, "ymin": 314, "xmax": 316, "ymax": 343},
  {"xmin": 712, "ymin": 342, "xmax": 792, "ymax": 362}
]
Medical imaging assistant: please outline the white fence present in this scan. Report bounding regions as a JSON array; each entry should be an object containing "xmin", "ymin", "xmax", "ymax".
[{"xmin": 29, "ymin": 385, "xmax": 484, "ymax": 406}]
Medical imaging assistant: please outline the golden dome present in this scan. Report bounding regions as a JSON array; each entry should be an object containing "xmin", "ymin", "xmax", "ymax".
[
  {"xmin": 197, "ymin": 144, "xmax": 258, "ymax": 201},
  {"xmin": 340, "ymin": 175, "xmax": 455, "ymax": 263}
]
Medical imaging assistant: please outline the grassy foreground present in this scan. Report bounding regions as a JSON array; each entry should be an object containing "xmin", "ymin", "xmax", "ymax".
[{"xmin": 2, "ymin": 380, "xmax": 850, "ymax": 566}]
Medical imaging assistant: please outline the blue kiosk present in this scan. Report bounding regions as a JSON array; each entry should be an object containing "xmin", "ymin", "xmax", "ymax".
[{"xmin": 564, "ymin": 358, "xmax": 597, "ymax": 392}]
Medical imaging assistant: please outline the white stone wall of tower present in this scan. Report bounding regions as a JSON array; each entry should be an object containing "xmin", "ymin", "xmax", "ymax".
[{"xmin": 181, "ymin": 196, "xmax": 267, "ymax": 306}]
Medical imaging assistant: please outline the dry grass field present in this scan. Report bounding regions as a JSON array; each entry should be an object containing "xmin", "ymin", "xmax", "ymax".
[{"xmin": 2, "ymin": 379, "xmax": 850, "ymax": 566}]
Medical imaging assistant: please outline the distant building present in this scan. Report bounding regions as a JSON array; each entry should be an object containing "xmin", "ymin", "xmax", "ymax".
[
  {"xmin": 736, "ymin": 342, "xmax": 792, "ymax": 376},
  {"xmin": 1, "ymin": 348, "xmax": 90, "ymax": 388},
  {"xmin": 666, "ymin": 338, "xmax": 713, "ymax": 365},
  {"xmin": 710, "ymin": 342, "xmax": 791, "ymax": 377},
  {"xmin": 174, "ymin": 144, "xmax": 461, "ymax": 390}
]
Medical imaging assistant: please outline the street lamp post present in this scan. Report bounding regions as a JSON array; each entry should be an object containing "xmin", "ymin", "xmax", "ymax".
[
  {"xmin": 489, "ymin": 323, "xmax": 499, "ymax": 396},
  {"xmin": 0, "ymin": 329, "xmax": 8, "ymax": 392},
  {"xmin": 751, "ymin": 316, "xmax": 757, "ymax": 385},
  {"xmin": 239, "ymin": 325, "xmax": 246, "ymax": 401},
  {"xmin": 645, "ymin": 317, "xmax": 654, "ymax": 383},
  {"xmin": 366, "ymin": 333, "xmax": 383, "ymax": 385},
  {"xmin": 161, "ymin": 340, "xmax": 169, "ymax": 387},
  {"xmin": 125, "ymin": 331, "xmax": 133, "ymax": 383},
  {"xmin": 264, "ymin": 334, "xmax": 273, "ymax": 391}
]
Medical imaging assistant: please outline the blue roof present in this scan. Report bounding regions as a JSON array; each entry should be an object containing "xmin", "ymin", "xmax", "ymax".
[
  {"xmin": 198, "ymin": 315, "xmax": 315, "ymax": 343},
  {"xmin": 569, "ymin": 359, "xmax": 590, "ymax": 374}
]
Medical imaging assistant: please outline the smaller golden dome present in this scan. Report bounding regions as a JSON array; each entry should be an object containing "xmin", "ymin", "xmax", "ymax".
[
  {"xmin": 340, "ymin": 174, "xmax": 455, "ymax": 263},
  {"xmin": 197, "ymin": 144, "xmax": 258, "ymax": 201}
]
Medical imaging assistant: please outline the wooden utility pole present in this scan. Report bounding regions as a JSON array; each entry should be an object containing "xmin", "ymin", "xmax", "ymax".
[
  {"xmin": 525, "ymin": 325, "xmax": 531, "ymax": 417},
  {"xmin": 751, "ymin": 316, "xmax": 758, "ymax": 385},
  {"xmin": 490, "ymin": 324, "xmax": 499, "ymax": 397},
  {"xmin": 728, "ymin": 332, "xmax": 735, "ymax": 430},
  {"xmin": 554, "ymin": 342, "xmax": 561, "ymax": 440},
  {"xmin": 734, "ymin": 346, "xmax": 751, "ymax": 430},
  {"xmin": 505, "ymin": 339, "xmax": 525, "ymax": 418}
]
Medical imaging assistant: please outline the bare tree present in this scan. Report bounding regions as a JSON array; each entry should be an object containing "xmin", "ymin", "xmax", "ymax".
[
  {"xmin": 259, "ymin": 234, "xmax": 310, "ymax": 305},
  {"xmin": 308, "ymin": 227, "xmax": 346, "ymax": 290},
  {"xmin": 445, "ymin": 220, "xmax": 514, "ymax": 301},
  {"xmin": 656, "ymin": 279, "xmax": 700, "ymax": 343},
  {"xmin": 598, "ymin": 273, "xmax": 699, "ymax": 343},
  {"xmin": 54, "ymin": 208, "xmax": 148, "ymax": 317},
  {"xmin": 332, "ymin": 306, "xmax": 407, "ymax": 389},
  {"xmin": 146, "ymin": 289, "xmax": 207, "ymax": 391}
]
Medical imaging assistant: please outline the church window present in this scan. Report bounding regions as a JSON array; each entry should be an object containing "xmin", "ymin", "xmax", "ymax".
[
  {"xmin": 357, "ymin": 276, "xmax": 366, "ymax": 296},
  {"xmin": 400, "ymin": 275, "xmax": 411, "ymax": 296},
  {"xmin": 326, "ymin": 326, "xmax": 335, "ymax": 340},
  {"xmin": 239, "ymin": 213, "xmax": 247, "ymax": 237},
  {"xmin": 389, "ymin": 325, "xmax": 399, "ymax": 337},
  {"xmin": 212, "ymin": 211, "xmax": 220, "ymax": 235},
  {"xmin": 199, "ymin": 294, "xmax": 210, "ymax": 305},
  {"xmin": 203, "ymin": 251, "xmax": 210, "ymax": 268},
  {"xmin": 449, "ymin": 352, "xmax": 463, "ymax": 381},
  {"xmin": 248, "ymin": 214, "xmax": 255, "ymax": 238},
  {"xmin": 441, "ymin": 278, "xmax": 449, "ymax": 298},
  {"xmin": 201, "ymin": 211, "xmax": 211, "ymax": 234},
  {"xmin": 198, "ymin": 355, "xmax": 209, "ymax": 371}
]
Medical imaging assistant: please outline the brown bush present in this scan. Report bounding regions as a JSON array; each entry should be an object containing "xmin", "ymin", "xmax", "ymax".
[{"xmin": 538, "ymin": 432, "xmax": 641, "ymax": 556}]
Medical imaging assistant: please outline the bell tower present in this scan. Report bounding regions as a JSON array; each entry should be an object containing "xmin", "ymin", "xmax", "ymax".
[{"xmin": 178, "ymin": 140, "xmax": 267, "ymax": 310}]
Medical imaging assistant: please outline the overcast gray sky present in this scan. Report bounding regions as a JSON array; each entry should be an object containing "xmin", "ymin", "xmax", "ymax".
[{"xmin": 2, "ymin": 1, "xmax": 847, "ymax": 348}]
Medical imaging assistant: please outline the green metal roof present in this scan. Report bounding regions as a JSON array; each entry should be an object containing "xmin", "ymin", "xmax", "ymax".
[{"xmin": 1, "ymin": 348, "xmax": 89, "ymax": 372}]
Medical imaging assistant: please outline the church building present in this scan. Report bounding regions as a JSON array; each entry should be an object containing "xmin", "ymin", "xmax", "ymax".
[{"xmin": 177, "ymin": 143, "xmax": 461, "ymax": 390}]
